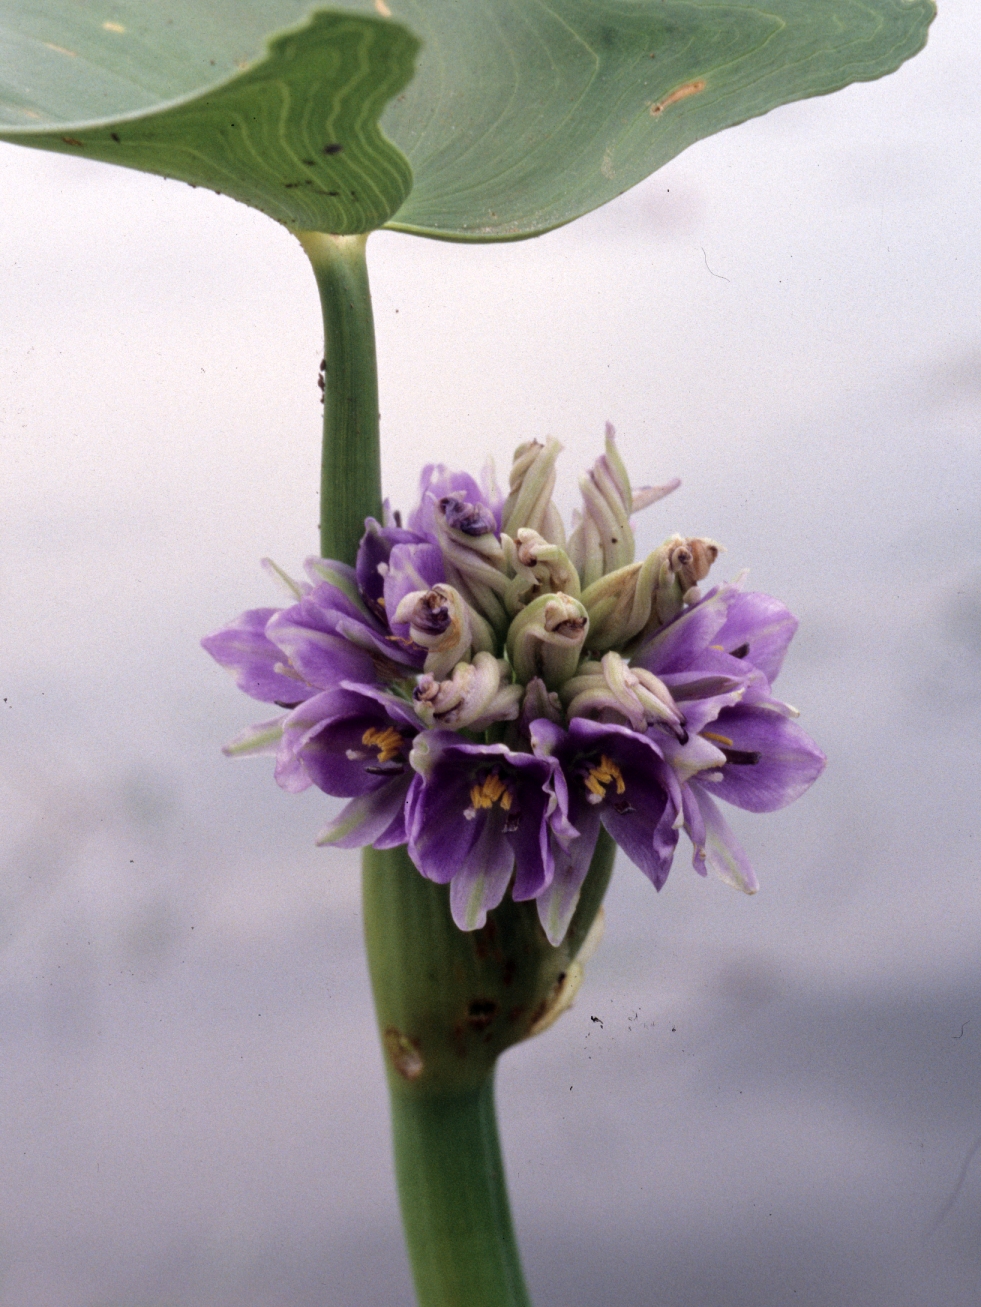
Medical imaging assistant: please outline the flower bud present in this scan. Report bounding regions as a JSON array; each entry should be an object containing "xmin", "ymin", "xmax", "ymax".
[
  {"xmin": 412, "ymin": 652, "xmax": 523, "ymax": 731},
  {"xmin": 630, "ymin": 534, "xmax": 721, "ymax": 643},
  {"xmin": 507, "ymin": 592, "xmax": 589, "ymax": 690},
  {"xmin": 561, "ymin": 651, "xmax": 686, "ymax": 738},
  {"xmin": 567, "ymin": 424, "xmax": 680, "ymax": 589},
  {"xmin": 519, "ymin": 677, "xmax": 565, "ymax": 731},
  {"xmin": 500, "ymin": 438, "xmax": 566, "ymax": 546},
  {"xmin": 394, "ymin": 584, "xmax": 495, "ymax": 679},
  {"xmin": 502, "ymin": 528, "xmax": 581, "ymax": 614},
  {"xmin": 432, "ymin": 493, "xmax": 510, "ymax": 634}
]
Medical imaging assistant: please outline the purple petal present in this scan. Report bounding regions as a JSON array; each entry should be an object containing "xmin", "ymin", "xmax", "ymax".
[
  {"xmin": 356, "ymin": 519, "xmax": 428, "ymax": 622},
  {"xmin": 277, "ymin": 688, "xmax": 414, "ymax": 798},
  {"xmin": 408, "ymin": 465, "xmax": 497, "ymax": 537},
  {"xmin": 201, "ymin": 608, "xmax": 314, "ymax": 705},
  {"xmin": 316, "ymin": 775, "xmax": 410, "ymax": 848},
  {"xmin": 702, "ymin": 705, "xmax": 826, "ymax": 812},
  {"xmin": 536, "ymin": 805, "xmax": 601, "ymax": 946},
  {"xmin": 265, "ymin": 611, "xmax": 378, "ymax": 691},
  {"xmin": 632, "ymin": 583, "xmax": 738, "ymax": 676},
  {"xmin": 447, "ymin": 816, "xmax": 515, "ymax": 931},
  {"xmin": 713, "ymin": 591, "xmax": 798, "ymax": 683},
  {"xmin": 405, "ymin": 733, "xmax": 558, "ymax": 903},
  {"xmin": 688, "ymin": 784, "xmax": 758, "ymax": 893},
  {"xmin": 384, "ymin": 542, "xmax": 446, "ymax": 642}
]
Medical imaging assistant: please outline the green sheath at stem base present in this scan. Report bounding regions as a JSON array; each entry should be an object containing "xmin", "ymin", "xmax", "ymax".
[
  {"xmin": 363, "ymin": 835, "xmax": 615, "ymax": 1307},
  {"xmin": 298, "ymin": 230, "xmax": 382, "ymax": 565}
]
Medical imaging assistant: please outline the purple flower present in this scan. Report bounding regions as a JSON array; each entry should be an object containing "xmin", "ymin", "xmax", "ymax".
[
  {"xmin": 530, "ymin": 717, "xmax": 681, "ymax": 942},
  {"xmin": 277, "ymin": 684, "xmax": 420, "ymax": 850},
  {"xmin": 405, "ymin": 732, "xmax": 571, "ymax": 933},
  {"xmin": 204, "ymin": 434, "xmax": 825, "ymax": 944},
  {"xmin": 633, "ymin": 584, "xmax": 826, "ymax": 890},
  {"xmin": 203, "ymin": 557, "xmax": 426, "ymax": 721}
]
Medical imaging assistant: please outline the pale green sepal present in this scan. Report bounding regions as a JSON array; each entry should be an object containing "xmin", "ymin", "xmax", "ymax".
[
  {"xmin": 261, "ymin": 557, "xmax": 306, "ymax": 601},
  {"xmin": 223, "ymin": 716, "xmax": 285, "ymax": 758}
]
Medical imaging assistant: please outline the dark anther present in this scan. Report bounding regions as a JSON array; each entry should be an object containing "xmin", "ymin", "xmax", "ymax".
[
  {"xmin": 274, "ymin": 699, "xmax": 304, "ymax": 709},
  {"xmin": 721, "ymin": 748, "xmax": 761, "ymax": 766},
  {"xmin": 365, "ymin": 761, "xmax": 405, "ymax": 776},
  {"xmin": 440, "ymin": 495, "xmax": 496, "ymax": 537},
  {"xmin": 322, "ymin": 142, "xmax": 344, "ymax": 155},
  {"xmin": 412, "ymin": 594, "xmax": 451, "ymax": 635},
  {"xmin": 611, "ymin": 799, "xmax": 636, "ymax": 815},
  {"xmin": 730, "ymin": 643, "xmax": 750, "ymax": 659},
  {"xmin": 393, "ymin": 510, "xmax": 403, "ymax": 528},
  {"xmin": 502, "ymin": 813, "xmax": 521, "ymax": 833}
]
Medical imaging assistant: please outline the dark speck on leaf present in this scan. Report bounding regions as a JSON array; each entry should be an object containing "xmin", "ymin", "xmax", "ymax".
[
  {"xmin": 323, "ymin": 142, "xmax": 343, "ymax": 155},
  {"xmin": 110, "ymin": 132, "xmax": 120, "ymax": 143},
  {"xmin": 302, "ymin": 159, "xmax": 316, "ymax": 166},
  {"xmin": 326, "ymin": 191, "xmax": 340, "ymax": 197},
  {"xmin": 61, "ymin": 137, "xmax": 84, "ymax": 147}
]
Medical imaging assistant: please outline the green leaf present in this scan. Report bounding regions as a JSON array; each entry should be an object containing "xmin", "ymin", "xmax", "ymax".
[
  {"xmin": 0, "ymin": 1, "xmax": 934, "ymax": 241},
  {"xmin": 382, "ymin": 0, "xmax": 936, "ymax": 241},
  {"xmin": 0, "ymin": 6, "xmax": 418, "ymax": 233}
]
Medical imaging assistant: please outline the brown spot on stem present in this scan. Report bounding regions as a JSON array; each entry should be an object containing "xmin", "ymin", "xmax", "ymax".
[
  {"xmin": 466, "ymin": 998, "xmax": 498, "ymax": 1032},
  {"xmin": 384, "ymin": 1026, "xmax": 423, "ymax": 1080},
  {"xmin": 61, "ymin": 137, "xmax": 84, "ymax": 147},
  {"xmin": 651, "ymin": 79, "xmax": 706, "ymax": 115}
]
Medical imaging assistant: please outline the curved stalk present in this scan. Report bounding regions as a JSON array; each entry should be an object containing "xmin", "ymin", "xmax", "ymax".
[{"xmin": 297, "ymin": 231, "xmax": 382, "ymax": 564}]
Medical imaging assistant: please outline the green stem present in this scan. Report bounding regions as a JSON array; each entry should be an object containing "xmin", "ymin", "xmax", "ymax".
[
  {"xmin": 297, "ymin": 231, "xmax": 382, "ymax": 564},
  {"xmin": 296, "ymin": 228, "xmax": 618, "ymax": 1305},
  {"xmin": 363, "ymin": 835, "xmax": 615, "ymax": 1307},
  {"xmin": 389, "ymin": 1077, "xmax": 531, "ymax": 1307}
]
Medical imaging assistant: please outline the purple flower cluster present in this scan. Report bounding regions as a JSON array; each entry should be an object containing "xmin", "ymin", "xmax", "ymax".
[{"xmin": 203, "ymin": 429, "xmax": 824, "ymax": 944}]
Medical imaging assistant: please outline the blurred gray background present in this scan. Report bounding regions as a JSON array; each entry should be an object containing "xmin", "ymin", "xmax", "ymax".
[{"xmin": 1, "ymin": 2, "xmax": 980, "ymax": 1303}]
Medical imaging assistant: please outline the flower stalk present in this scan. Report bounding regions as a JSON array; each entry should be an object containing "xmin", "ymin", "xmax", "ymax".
[
  {"xmin": 296, "ymin": 231, "xmax": 619, "ymax": 1306},
  {"xmin": 363, "ymin": 835, "xmax": 615, "ymax": 1307},
  {"xmin": 298, "ymin": 231, "xmax": 382, "ymax": 565}
]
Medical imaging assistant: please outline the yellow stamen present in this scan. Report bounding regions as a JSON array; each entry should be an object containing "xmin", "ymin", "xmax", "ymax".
[
  {"xmin": 701, "ymin": 731, "xmax": 734, "ymax": 748},
  {"xmin": 469, "ymin": 772, "xmax": 510, "ymax": 811},
  {"xmin": 362, "ymin": 725, "xmax": 404, "ymax": 763},
  {"xmin": 586, "ymin": 755, "xmax": 626, "ymax": 799}
]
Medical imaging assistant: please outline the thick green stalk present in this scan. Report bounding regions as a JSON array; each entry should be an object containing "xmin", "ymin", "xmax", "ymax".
[
  {"xmin": 363, "ymin": 835, "xmax": 615, "ymax": 1307},
  {"xmin": 297, "ymin": 231, "xmax": 382, "ymax": 564},
  {"xmin": 296, "ymin": 228, "xmax": 617, "ymax": 1304}
]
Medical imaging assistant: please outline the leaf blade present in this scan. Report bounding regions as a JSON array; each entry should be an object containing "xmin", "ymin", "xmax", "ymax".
[
  {"xmin": 380, "ymin": 0, "xmax": 936, "ymax": 241},
  {"xmin": 0, "ymin": 7, "xmax": 418, "ymax": 234}
]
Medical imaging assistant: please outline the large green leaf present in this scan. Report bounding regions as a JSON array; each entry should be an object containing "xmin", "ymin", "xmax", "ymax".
[
  {"xmin": 0, "ymin": 0, "xmax": 935, "ymax": 240},
  {"xmin": 0, "ymin": 5, "xmax": 418, "ymax": 233},
  {"xmin": 384, "ymin": 0, "xmax": 936, "ymax": 240}
]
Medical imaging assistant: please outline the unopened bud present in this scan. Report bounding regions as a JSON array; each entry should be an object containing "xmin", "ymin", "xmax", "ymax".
[
  {"xmin": 507, "ymin": 592, "xmax": 589, "ymax": 690},
  {"xmin": 502, "ymin": 528, "xmax": 581, "ymax": 614},
  {"xmin": 412, "ymin": 652, "xmax": 522, "ymax": 730},
  {"xmin": 432, "ymin": 494, "xmax": 510, "ymax": 633},
  {"xmin": 500, "ymin": 438, "xmax": 566, "ymax": 546},
  {"xmin": 394, "ymin": 584, "xmax": 495, "ymax": 679},
  {"xmin": 561, "ymin": 651, "xmax": 686, "ymax": 738},
  {"xmin": 567, "ymin": 424, "xmax": 679, "ymax": 589},
  {"xmin": 625, "ymin": 534, "xmax": 721, "ymax": 644},
  {"xmin": 519, "ymin": 676, "xmax": 565, "ymax": 731}
]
